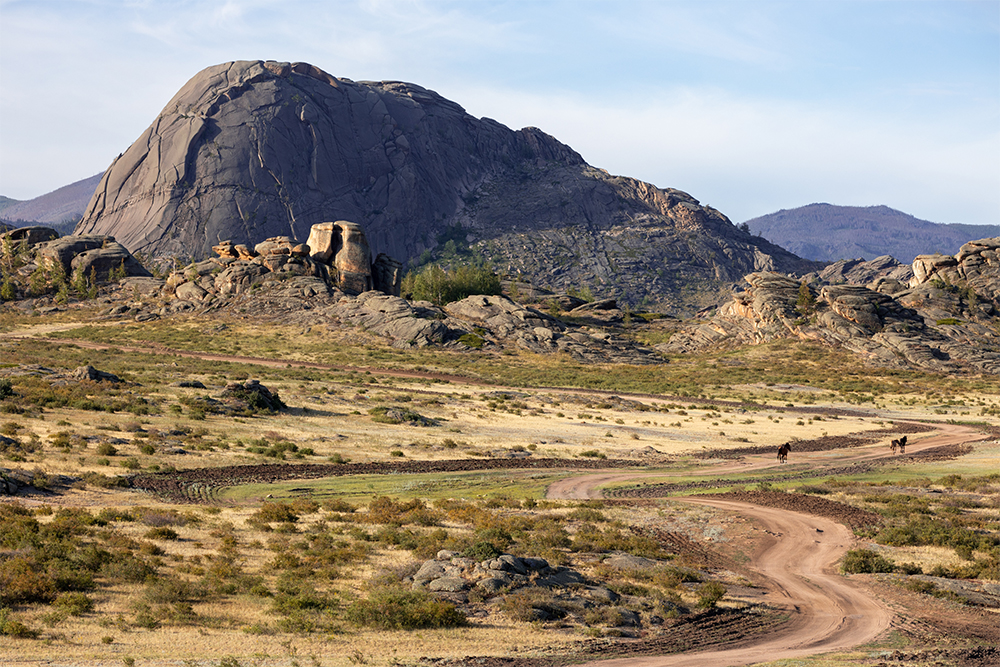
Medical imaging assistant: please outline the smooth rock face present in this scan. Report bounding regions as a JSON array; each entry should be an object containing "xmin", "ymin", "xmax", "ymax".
[
  {"xmin": 70, "ymin": 242, "xmax": 151, "ymax": 279},
  {"xmin": 37, "ymin": 235, "xmax": 110, "ymax": 274},
  {"xmin": 75, "ymin": 59, "xmax": 818, "ymax": 313}
]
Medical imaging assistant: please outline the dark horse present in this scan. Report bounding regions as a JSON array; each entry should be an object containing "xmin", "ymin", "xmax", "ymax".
[
  {"xmin": 891, "ymin": 435, "xmax": 908, "ymax": 454},
  {"xmin": 777, "ymin": 443, "xmax": 791, "ymax": 463}
]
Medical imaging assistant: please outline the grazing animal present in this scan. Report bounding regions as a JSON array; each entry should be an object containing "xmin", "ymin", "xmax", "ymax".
[
  {"xmin": 777, "ymin": 443, "xmax": 791, "ymax": 463},
  {"xmin": 898, "ymin": 435, "xmax": 906, "ymax": 454},
  {"xmin": 890, "ymin": 439, "xmax": 899, "ymax": 454}
]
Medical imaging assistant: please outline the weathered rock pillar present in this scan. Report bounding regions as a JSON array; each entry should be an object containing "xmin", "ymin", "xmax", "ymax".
[{"xmin": 333, "ymin": 221, "xmax": 372, "ymax": 294}]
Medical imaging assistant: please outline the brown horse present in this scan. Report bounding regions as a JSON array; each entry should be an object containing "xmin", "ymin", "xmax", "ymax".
[
  {"xmin": 777, "ymin": 443, "xmax": 791, "ymax": 463},
  {"xmin": 891, "ymin": 435, "xmax": 907, "ymax": 454}
]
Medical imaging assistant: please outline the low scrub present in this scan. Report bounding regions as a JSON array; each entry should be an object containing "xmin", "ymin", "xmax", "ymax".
[
  {"xmin": 841, "ymin": 548, "xmax": 896, "ymax": 574},
  {"xmin": 345, "ymin": 587, "xmax": 466, "ymax": 630}
]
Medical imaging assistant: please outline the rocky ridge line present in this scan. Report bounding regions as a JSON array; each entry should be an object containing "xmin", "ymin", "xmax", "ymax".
[{"xmin": 664, "ymin": 238, "xmax": 1000, "ymax": 374}]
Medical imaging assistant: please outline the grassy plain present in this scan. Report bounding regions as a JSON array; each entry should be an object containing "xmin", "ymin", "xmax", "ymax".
[{"xmin": 0, "ymin": 308, "xmax": 997, "ymax": 667}]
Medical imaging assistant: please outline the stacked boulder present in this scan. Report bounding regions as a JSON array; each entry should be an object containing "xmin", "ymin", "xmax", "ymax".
[
  {"xmin": 664, "ymin": 237, "xmax": 1000, "ymax": 373},
  {"xmin": 158, "ymin": 220, "xmax": 402, "ymax": 304},
  {"xmin": 911, "ymin": 238, "xmax": 1000, "ymax": 303}
]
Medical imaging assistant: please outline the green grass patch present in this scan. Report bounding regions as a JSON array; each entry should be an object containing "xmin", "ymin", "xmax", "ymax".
[{"xmin": 215, "ymin": 470, "xmax": 566, "ymax": 504}]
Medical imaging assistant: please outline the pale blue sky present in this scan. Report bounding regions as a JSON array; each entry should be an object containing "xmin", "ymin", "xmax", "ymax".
[{"xmin": 1, "ymin": 0, "xmax": 997, "ymax": 225}]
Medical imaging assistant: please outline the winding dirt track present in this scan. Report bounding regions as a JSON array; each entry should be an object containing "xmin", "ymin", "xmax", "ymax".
[{"xmin": 548, "ymin": 423, "xmax": 984, "ymax": 667}]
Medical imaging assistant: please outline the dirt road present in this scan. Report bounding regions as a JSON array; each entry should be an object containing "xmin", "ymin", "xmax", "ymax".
[
  {"xmin": 546, "ymin": 421, "xmax": 983, "ymax": 500},
  {"xmin": 550, "ymin": 422, "xmax": 985, "ymax": 667},
  {"xmin": 577, "ymin": 498, "xmax": 891, "ymax": 667}
]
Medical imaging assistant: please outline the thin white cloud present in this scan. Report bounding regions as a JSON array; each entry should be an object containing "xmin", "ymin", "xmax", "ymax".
[{"xmin": 451, "ymin": 83, "xmax": 1000, "ymax": 225}]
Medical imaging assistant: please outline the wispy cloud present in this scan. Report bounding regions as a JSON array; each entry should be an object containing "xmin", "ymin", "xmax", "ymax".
[
  {"xmin": 0, "ymin": 0, "xmax": 996, "ymax": 225},
  {"xmin": 453, "ymin": 82, "xmax": 1000, "ymax": 224}
]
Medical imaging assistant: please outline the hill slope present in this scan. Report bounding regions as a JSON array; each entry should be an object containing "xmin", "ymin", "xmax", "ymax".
[
  {"xmin": 0, "ymin": 173, "xmax": 103, "ymax": 232},
  {"xmin": 75, "ymin": 60, "xmax": 817, "ymax": 313},
  {"xmin": 743, "ymin": 203, "xmax": 1000, "ymax": 264}
]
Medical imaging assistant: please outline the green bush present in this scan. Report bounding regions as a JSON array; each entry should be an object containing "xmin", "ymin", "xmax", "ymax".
[
  {"xmin": 346, "ymin": 587, "xmax": 466, "ymax": 630},
  {"xmin": 0, "ymin": 607, "xmax": 39, "ymax": 638},
  {"xmin": 461, "ymin": 541, "xmax": 504, "ymax": 561},
  {"xmin": 401, "ymin": 263, "xmax": 502, "ymax": 306},
  {"xmin": 697, "ymin": 581, "xmax": 726, "ymax": 608},
  {"xmin": 96, "ymin": 442, "xmax": 117, "ymax": 457},
  {"xmin": 0, "ymin": 556, "xmax": 57, "ymax": 604},
  {"xmin": 249, "ymin": 502, "xmax": 299, "ymax": 527},
  {"xmin": 53, "ymin": 592, "xmax": 95, "ymax": 615},
  {"xmin": 841, "ymin": 548, "xmax": 896, "ymax": 574},
  {"xmin": 144, "ymin": 527, "xmax": 179, "ymax": 541}
]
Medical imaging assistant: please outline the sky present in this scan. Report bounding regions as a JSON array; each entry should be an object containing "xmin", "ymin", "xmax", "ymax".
[{"xmin": 0, "ymin": 0, "xmax": 997, "ymax": 225}]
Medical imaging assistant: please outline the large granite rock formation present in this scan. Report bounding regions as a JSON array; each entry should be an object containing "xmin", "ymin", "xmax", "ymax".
[
  {"xmin": 664, "ymin": 238, "xmax": 1000, "ymax": 374},
  {"xmin": 75, "ymin": 60, "xmax": 817, "ymax": 314}
]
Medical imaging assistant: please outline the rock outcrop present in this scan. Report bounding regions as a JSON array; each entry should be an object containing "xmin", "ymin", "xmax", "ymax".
[
  {"xmin": 664, "ymin": 238, "xmax": 1000, "ymax": 374},
  {"xmin": 75, "ymin": 59, "xmax": 819, "ymax": 314}
]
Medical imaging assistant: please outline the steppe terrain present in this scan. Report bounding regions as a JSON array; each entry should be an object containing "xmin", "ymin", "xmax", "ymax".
[{"xmin": 1, "ymin": 305, "xmax": 998, "ymax": 667}]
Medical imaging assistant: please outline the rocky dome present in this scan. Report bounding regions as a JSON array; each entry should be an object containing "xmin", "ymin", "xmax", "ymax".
[{"xmin": 77, "ymin": 60, "xmax": 817, "ymax": 313}]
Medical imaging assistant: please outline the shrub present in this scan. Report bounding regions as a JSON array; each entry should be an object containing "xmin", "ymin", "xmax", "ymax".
[
  {"xmin": 0, "ymin": 557, "xmax": 57, "ymax": 604},
  {"xmin": 841, "ymin": 549, "xmax": 896, "ymax": 574},
  {"xmin": 53, "ymin": 592, "xmax": 95, "ymax": 615},
  {"xmin": 697, "ymin": 581, "xmax": 726, "ymax": 608},
  {"xmin": 579, "ymin": 450, "xmax": 607, "ymax": 459},
  {"xmin": 458, "ymin": 333, "xmax": 485, "ymax": 349},
  {"xmin": 498, "ymin": 587, "xmax": 573, "ymax": 622},
  {"xmin": 401, "ymin": 263, "xmax": 502, "ymax": 306},
  {"xmin": 461, "ymin": 541, "xmax": 504, "ymax": 561},
  {"xmin": 346, "ymin": 587, "xmax": 466, "ymax": 630},
  {"xmin": 96, "ymin": 442, "xmax": 118, "ymax": 457},
  {"xmin": 0, "ymin": 607, "xmax": 39, "ymax": 638},
  {"xmin": 250, "ymin": 502, "xmax": 299, "ymax": 527},
  {"xmin": 144, "ymin": 527, "xmax": 179, "ymax": 541}
]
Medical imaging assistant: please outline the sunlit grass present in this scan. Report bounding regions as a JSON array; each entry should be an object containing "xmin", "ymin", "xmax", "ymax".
[
  {"xmin": 37, "ymin": 316, "xmax": 994, "ymax": 399},
  {"xmin": 217, "ymin": 469, "xmax": 569, "ymax": 503}
]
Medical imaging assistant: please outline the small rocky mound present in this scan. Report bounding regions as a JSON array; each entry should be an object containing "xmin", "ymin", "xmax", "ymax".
[
  {"xmin": 408, "ymin": 550, "xmax": 661, "ymax": 631},
  {"xmin": 72, "ymin": 365, "xmax": 122, "ymax": 383},
  {"xmin": 219, "ymin": 379, "xmax": 286, "ymax": 413}
]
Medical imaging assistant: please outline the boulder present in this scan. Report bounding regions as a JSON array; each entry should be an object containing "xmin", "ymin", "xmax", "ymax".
[
  {"xmin": 254, "ymin": 236, "xmax": 296, "ymax": 256},
  {"xmin": 175, "ymin": 281, "xmax": 209, "ymax": 302},
  {"xmin": 912, "ymin": 253, "xmax": 959, "ymax": 284},
  {"xmin": 413, "ymin": 560, "xmax": 448, "ymax": 585},
  {"xmin": 1, "ymin": 226, "xmax": 59, "ymax": 248},
  {"xmin": 426, "ymin": 577, "xmax": 468, "ymax": 592},
  {"xmin": 70, "ymin": 241, "xmax": 151, "ymax": 279},
  {"xmin": 36, "ymin": 235, "xmax": 109, "ymax": 274},
  {"xmin": 372, "ymin": 253, "xmax": 403, "ymax": 296},
  {"xmin": 603, "ymin": 554, "xmax": 659, "ymax": 570},
  {"xmin": 72, "ymin": 365, "xmax": 122, "ymax": 383},
  {"xmin": 306, "ymin": 222, "xmax": 339, "ymax": 263},
  {"xmin": 214, "ymin": 261, "xmax": 268, "ymax": 296},
  {"xmin": 333, "ymin": 221, "xmax": 372, "ymax": 294}
]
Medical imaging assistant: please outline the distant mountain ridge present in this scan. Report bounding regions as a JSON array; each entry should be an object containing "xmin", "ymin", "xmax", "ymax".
[
  {"xmin": 0, "ymin": 173, "xmax": 104, "ymax": 234},
  {"xmin": 743, "ymin": 203, "xmax": 1000, "ymax": 264}
]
